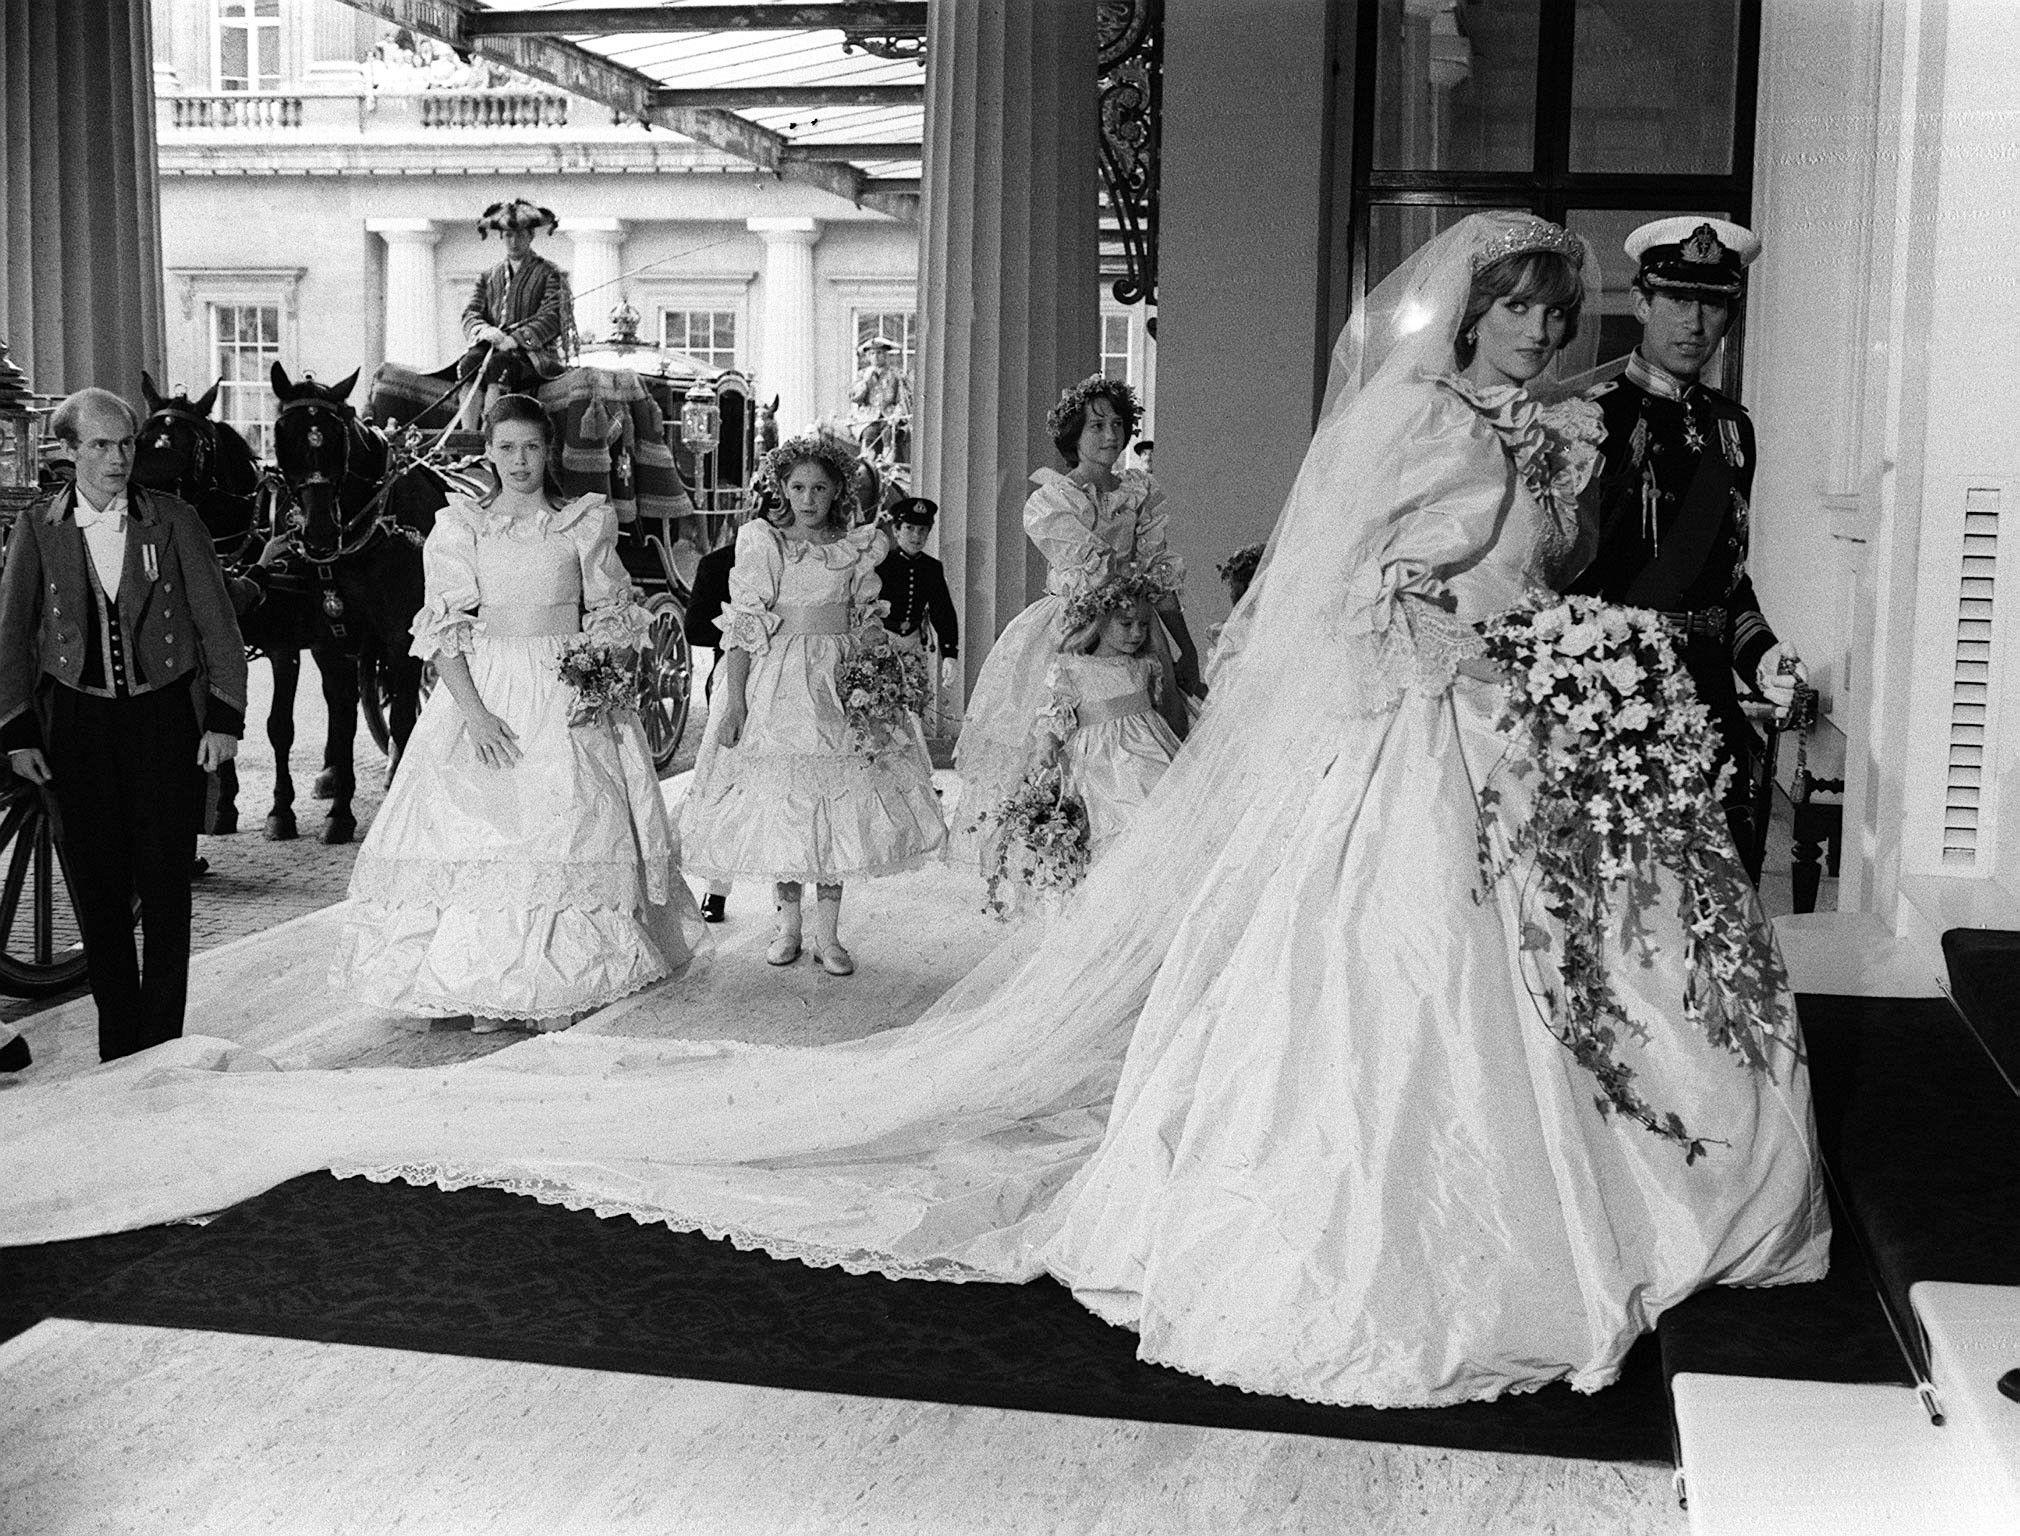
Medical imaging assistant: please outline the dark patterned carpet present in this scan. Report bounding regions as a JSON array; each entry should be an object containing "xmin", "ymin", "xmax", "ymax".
[
  {"xmin": 9, "ymin": 1171, "xmax": 1672, "ymax": 1463},
  {"xmin": 15, "ymin": 992, "xmax": 1978, "ymax": 1466}
]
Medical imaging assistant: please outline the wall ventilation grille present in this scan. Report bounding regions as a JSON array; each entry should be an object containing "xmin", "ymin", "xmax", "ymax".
[{"xmin": 1943, "ymin": 488, "xmax": 2000, "ymax": 865}]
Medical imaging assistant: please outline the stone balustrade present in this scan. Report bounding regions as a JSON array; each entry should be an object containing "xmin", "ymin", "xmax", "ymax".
[
  {"xmin": 170, "ymin": 95, "xmax": 305, "ymax": 131},
  {"xmin": 159, "ymin": 89, "xmax": 574, "ymax": 137}
]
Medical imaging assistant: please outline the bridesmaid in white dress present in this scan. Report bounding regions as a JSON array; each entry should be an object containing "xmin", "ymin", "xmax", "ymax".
[
  {"xmin": 1039, "ymin": 581, "xmax": 1185, "ymax": 856},
  {"xmin": 952, "ymin": 377, "xmax": 1199, "ymax": 842},
  {"xmin": 331, "ymin": 394, "xmax": 704, "ymax": 1030},
  {"xmin": 679, "ymin": 437, "xmax": 946, "ymax": 976}
]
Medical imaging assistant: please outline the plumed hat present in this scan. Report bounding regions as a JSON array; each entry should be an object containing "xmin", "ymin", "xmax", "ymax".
[
  {"xmin": 1626, "ymin": 218, "xmax": 1760, "ymax": 297},
  {"xmin": 477, "ymin": 199, "xmax": 560, "ymax": 239}
]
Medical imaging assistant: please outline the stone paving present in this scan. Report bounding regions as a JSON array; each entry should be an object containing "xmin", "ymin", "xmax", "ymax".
[{"xmin": 0, "ymin": 652, "xmax": 710, "ymax": 1030}]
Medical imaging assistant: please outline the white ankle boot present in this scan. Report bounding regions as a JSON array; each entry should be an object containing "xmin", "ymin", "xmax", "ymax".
[
  {"xmin": 767, "ymin": 895, "xmax": 803, "ymax": 965},
  {"xmin": 811, "ymin": 894, "xmax": 854, "ymax": 977}
]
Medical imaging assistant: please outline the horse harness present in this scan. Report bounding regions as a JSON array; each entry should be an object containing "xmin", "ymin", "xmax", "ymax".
[{"xmin": 270, "ymin": 395, "xmax": 411, "ymax": 647}]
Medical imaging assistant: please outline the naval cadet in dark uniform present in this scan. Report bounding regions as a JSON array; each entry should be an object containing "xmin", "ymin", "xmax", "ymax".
[
  {"xmin": 874, "ymin": 497, "xmax": 959, "ymax": 690},
  {"xmin": 1568, "ymin": 218, "xmax": 1806, "ymax": 880}
]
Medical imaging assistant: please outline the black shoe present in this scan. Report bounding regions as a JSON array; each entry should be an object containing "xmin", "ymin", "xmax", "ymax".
[
  {"xmin": 0, "ymin": 1033, "xmax": 29, "ymax": 1072},
  {"xmin": 700, "ymin": 893, "xmax": 727, "ymax": 924}
]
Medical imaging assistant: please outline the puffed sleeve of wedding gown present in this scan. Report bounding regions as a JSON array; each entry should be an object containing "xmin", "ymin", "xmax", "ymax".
[
  {"xmin": 846, "ymin": 524, "xmax": 891, "ymax": 624},
  {"xmin": 574, "ymin": 498, "xmax": 653, "ymax": 652},
  {"xmin": 1122, "ymin": 471, "xmax": 1186, "ymax": 592},
  {"xmin": 717, "ymin": 519, "xmax": 785, "ymax": 655},
  {"xmin": 1338, "ymin": 384, "xmax": 1514, "ymax": 696},
  {"xmin": 409, "ymin": 498, "xmax": 482, "ymax": 661},
  {"xmin": 1022, "ymin": 471, "xmax": 1110, "ymax": 588}
]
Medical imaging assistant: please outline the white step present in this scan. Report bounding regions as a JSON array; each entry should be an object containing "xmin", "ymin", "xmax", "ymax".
[
  {"xmin": 1914, "ymin": 1281, "xmax": 2020, "ymax": 1523},
  {"xmin": 1671, "ymin": 1371, "xmax": 2015, "ymax": 1535}
]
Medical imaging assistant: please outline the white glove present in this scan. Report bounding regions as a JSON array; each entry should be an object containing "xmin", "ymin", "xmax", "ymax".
[
  {"xmin": 1754, "ymin": 642, "xmax": 1808, "ymax": 711},
  {"xmin": 939, "ymin": 657, "xmax": 960, "ymax": 690}
]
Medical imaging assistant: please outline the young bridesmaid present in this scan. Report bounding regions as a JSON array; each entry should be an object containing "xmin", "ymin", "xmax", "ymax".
[
  {"xmin": 332, "ymin": 394, "xmax": 705, "ymax": 1031},
  {"xmin": 679, "ymin": 437, "xmax": 946, "ymax": 976},
  {"xmin": 1036, "ymin": 570, "xmax": 1186, "ymax": 855},
  {"xmin": 953, "ymin": 376, "xmax": 1199, "ymax": 844}
]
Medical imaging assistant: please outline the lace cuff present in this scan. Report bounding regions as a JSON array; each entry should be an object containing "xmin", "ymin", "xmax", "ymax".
[
  {"xmin": 716, "ymin": 604, "xmax": 782, "ymax": 656},
  {"xmin": 409, "ymin": 599, "xmax": 477, "ymax": 661},
  {"xmin": 585, "ymin": 598, "xmax": 653, "ymax": 652},
  {"xmin": 1387, "ymin": 598, "xmax": 1484, "ymax": 698}
]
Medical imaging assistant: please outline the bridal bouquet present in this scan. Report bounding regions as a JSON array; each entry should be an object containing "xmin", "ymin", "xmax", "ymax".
[
  {"xmin": 836, "ymin": 627, "xmax": 929, "ymax": 761},
  {"xmin": 976, "ymin": 762, "xmax": 1091, "ymax": 919},
  {"xmin": 1477, "ymin": 595, "xmax": 1789, "ymax": 1162},
  {"xmin": 555, "ymin": 636, "xmax": 640, "ymax": 729}
]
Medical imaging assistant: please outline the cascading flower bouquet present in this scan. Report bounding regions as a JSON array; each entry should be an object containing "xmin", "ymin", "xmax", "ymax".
[
  {"xmin": 554, "ymin": 635, "xmax": 641, "ymax": 729},
  {"xmin": 836, "ymin": 621, "xmax": 930, "ymax": 762},
  {"xmin": 974, "ymin": 760, "xmax": 1092, "ymax": 919},
  {"xmin": 1476, "ymin": 594, "xmax": 1793, "ymax": 1162}
]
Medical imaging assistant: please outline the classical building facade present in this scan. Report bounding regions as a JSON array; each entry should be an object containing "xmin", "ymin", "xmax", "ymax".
[{"xmin": 145, "ymin": 0, "xmax": 1156, "ymax": 457}]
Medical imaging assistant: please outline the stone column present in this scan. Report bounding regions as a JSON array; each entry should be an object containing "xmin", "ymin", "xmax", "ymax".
[
  {"xmin": 747, "ymin": 216, "xmax": 820, "ymax": 435},
  {"xmin": 367, "ymin": 218, "xmax": 442, "ymax": 369},
  {"xmin": 0, "ymin": 0, "xmax": 167, "ymax": 405},
  {"xmin": 915, "ymin": 0, "xmax": 1101, "ymax": 692},
  {"xmin": 567, "ymin": 217, "xmax": 628, "ymax": 346},
  {"xmin": 299, "ymin": 0, "xmax": 367, "ymax": 92}
]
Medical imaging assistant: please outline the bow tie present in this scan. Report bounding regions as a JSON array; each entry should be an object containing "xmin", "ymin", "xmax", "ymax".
[{"xmin": 74, "ymin": 497, "xmax": 127, "ymax": 531}]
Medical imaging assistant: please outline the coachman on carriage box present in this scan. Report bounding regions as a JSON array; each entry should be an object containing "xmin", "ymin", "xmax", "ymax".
[
  {"xmin": 0, "ymin": 387, "xmax": 247, "ymax": 1063},
  {"xmin": 457, "ymin": 198, "xmax": 572, "ymax": 430}
]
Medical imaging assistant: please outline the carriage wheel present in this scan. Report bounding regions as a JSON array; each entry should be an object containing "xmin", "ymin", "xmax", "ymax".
[
  {"xmin": 0, "ymin": 779, "xmax": 90, "ymax": 998},
  {"xmin": 637, "ymin": 592, "xmax": 693, "ymax": 778}
]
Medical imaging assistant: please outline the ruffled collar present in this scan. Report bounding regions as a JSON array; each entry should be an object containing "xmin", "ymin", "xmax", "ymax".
[
  {"xmin": 1438, "ymin": 375, "xmax": 1604, "ymax": 510},
  {"xmin": 463, "ymin": 492, "xmax": 602, "ymax": 540},
  {"xmin": 1030, "ymin": 465, "xmax": 1152, "ymax": 518},
  {"xmin": 770, "ymin": 521, "xmax": 887, "ymax": 568}
]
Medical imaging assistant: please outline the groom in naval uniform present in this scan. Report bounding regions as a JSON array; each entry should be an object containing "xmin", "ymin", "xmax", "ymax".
[{"xmin": 1568, "ymin": 218, "xmax": 1806, "ymax": 880}]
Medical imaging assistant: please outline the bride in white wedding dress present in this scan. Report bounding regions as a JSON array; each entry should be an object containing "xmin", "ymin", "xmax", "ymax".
[{"xmin": 1, "ymin": 212, "xmax": 1826, "ymax": 1409}]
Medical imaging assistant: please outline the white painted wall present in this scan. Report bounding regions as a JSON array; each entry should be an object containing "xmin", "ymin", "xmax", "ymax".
[
  {"xmin": 1750, "ymin": 0, "xmax": 2020, "ymax": 941},
  {"xmin": 1155, "ymin": 0, "xmax": 1339, "ymax": 628}
]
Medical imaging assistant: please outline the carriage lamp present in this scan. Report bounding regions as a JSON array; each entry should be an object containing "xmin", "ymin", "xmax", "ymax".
[
  {"xmin": 0, "ymin": 408, "xmax": 32, "ymax": 491},
  {"xmin": 680, "ymin": 380, "xmax": 720, "ymax": 453}
]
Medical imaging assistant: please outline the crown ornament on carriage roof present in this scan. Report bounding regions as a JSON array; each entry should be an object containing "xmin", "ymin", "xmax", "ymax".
[{"xmin": 1470, "ymin": 217, "xmax": 1588, "ymax": 273}]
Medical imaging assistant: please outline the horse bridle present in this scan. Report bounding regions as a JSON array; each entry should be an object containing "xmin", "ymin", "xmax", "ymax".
[
  {"xmin": 271, "ymin": 395, "xmax": 401, "ymax": 635},
  {"xmin": 141, "ymin": 403, "xmax": 216, "ymax": 498}
]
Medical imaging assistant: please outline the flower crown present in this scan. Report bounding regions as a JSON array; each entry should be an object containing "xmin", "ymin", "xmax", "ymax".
[
  {"xmin": 1217, "ymin": 543, "xmax": 1265, "ymax": 588},
  {"xmin": 1063, "ymin": 562, "xmax": 1174, "ymax": 632},
  {"xmin": 1471, "ymin": 218, "xmax": 1587, "ymax": 273},
  {"xmin": 759, "ymin": 435, "xmax": 857, "ymax": 498},
  {"xmin": 1045, "ymin": 374, "xmax": 1140, "ymax": 441}
]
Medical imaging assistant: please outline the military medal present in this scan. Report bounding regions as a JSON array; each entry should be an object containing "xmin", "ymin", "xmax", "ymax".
[
  {"xmin": 1682, "ymin": 403, "xmax": 1706, "ymax": 456},
  {"xmin": 1718, "ymin": 418, "xmax": 1744, "ymax": 468}
]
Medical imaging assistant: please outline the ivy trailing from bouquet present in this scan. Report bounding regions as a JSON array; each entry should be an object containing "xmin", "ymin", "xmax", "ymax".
[
  {"xmin": 837, "ymin": 626, "xmax": 930, "ymax": 762},
  {"xmin": 1476, "ymin": 594, "xmax": 1793, "ymax": 1163},
  {"xmin": 975, "ymin": 762, "xmax": 1092, "ymax": 919}
]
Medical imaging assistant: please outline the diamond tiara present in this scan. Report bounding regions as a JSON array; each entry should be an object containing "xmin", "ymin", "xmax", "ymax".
[{"xmin": 1471, "ymin": 219, "xmax": 1587, "ymax": 273}]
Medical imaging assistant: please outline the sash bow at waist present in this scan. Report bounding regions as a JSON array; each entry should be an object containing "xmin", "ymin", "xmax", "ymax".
[
  {"xmin": 479, "ymin": 602, "xmax": 580, "ymax": 638},
  {"xmin": 774, "ymin": 602, "xmax": 851, "ymax": 638},
  {"xmin": 1076, "ymin": 689, "xmax": 1153, "ymax": 729}
]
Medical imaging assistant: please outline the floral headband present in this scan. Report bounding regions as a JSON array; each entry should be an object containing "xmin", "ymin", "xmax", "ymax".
[
  {"xmin": 1217, "ymin": 543, "xmax": 1265, "ymax": 587},
  {"xmin": 1063, "ymin": 563, "xmax": 1175, "ymax": 632},
  {"xmin": 1045, "ymin": 374, "xmax": 1140, "ymax": 441},
  {"xmin": 759, "ymin": 435, "xmax": 857, "ymax": 497}
]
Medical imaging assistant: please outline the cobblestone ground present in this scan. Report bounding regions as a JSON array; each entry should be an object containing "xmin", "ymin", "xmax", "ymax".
[{"xmin": 1, "ymin": 652, "xmax": 709, "ymax": 1028}]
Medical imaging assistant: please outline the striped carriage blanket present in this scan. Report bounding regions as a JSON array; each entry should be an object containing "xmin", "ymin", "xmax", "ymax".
[{"xmin": 369, "ymin": 362, "xmax": 693, "ymax": 524}]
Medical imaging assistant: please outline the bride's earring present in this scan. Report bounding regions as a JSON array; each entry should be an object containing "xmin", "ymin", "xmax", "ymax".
[{"xmin": 1463, "ymin": 326, "xmax": 1478, "ymax": 346}]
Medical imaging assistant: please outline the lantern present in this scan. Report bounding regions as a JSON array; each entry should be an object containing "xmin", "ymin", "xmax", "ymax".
[
  {"xmin": 0, "ymin": 339, "xmax": 35, "ymax": 491},
  {"xmin": 680, "ymin": 378, "xmax": 720, "ymax": 453}
]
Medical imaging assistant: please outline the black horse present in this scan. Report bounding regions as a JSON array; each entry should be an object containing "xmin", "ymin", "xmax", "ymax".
[
  {"xmin": 267, "ymin": 363, "xmax": 453, "ymax": 842},
  {"xmin": 131, "ymin": 373, "xmax": 293, "ymax": 839}
]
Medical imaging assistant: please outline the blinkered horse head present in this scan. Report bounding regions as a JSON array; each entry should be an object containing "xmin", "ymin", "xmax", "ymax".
[
  {"xmin": 132, "ymin": 372, "xmax": 222, "ymax": 497},
  {"xmin": 133, "ymin": 372, "xmax": 262, "ymax": 560},
  {"xmin": 270, "ymin": 362, "xmax": 367, "ymax": 563}
]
